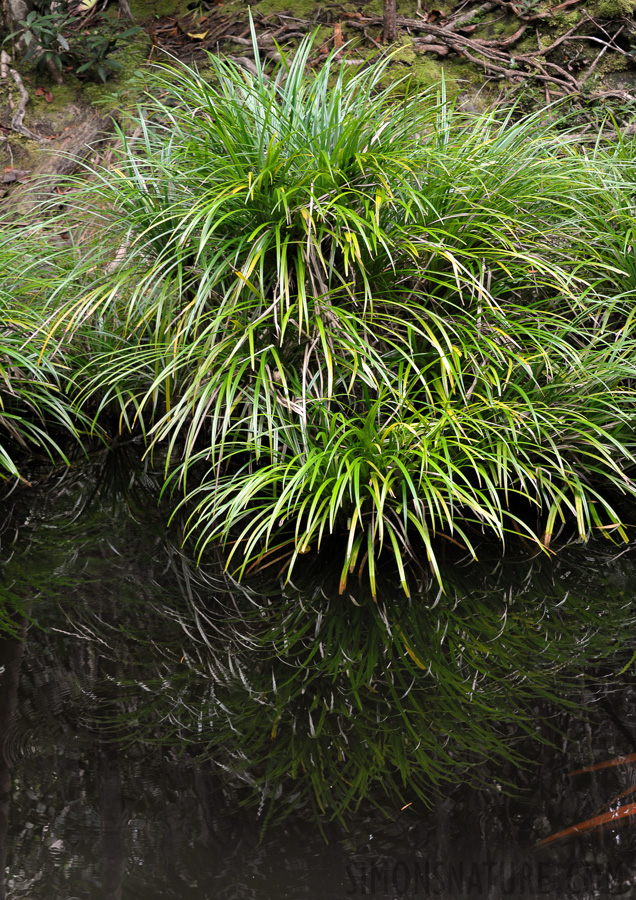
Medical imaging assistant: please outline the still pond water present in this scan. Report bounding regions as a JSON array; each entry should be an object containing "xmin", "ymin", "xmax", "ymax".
[{"xmin": 3, "ymin": 461, "xmax": 636, "ymax": 900}]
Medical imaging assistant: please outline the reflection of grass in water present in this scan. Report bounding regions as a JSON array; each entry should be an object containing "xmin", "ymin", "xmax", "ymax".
[
  {"xmin": 7, "ymin": 472, "xmax": 636, "ymax": 826},
  {"xmin": 0, "ymin": 288, "xmax": 87, "ymax": 481},
  {"xmin": 4, "ymin": 31, "xmax": 636, "ymax": 594},
  {"xmin": 124, "ymin": 544, "xmax": 636, "ymax": 825}
]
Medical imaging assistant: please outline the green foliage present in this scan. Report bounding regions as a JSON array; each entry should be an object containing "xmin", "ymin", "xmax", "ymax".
[
  {"xmin": 4, "ymin": 31, "xmax": 636, "ymax": 592},
  {"xmin": 0, "ymin": 284, "xmax": 83, "ymax": 480},
  {"xmin": 73, "ymin": 19, "xmax": 141, "ymax": 83},
  {"xmin": 5, "ymin": 0, "xmax": 140, "ymax": 82},
  {"xmin": 9, "ymin": 3, "xmax": 76, "ymax": 77},
  {"xmin": 515, "ymin": 0, "xmax": 543, "ymax": 15}
]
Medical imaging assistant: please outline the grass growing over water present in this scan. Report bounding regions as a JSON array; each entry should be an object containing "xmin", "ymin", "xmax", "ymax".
[
  {"xmin": 4, "ymin": 34, "xmax": 636, "ymax": 592},
  {"xmin": 0, "ymin": 286, "xmax": 82, "ymax": 478}
]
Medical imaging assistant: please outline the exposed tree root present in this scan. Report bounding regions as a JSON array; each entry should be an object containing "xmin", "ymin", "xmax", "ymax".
[{"xmin": 341, "ymin": 7, "xmax": 633, "ymax": 96}]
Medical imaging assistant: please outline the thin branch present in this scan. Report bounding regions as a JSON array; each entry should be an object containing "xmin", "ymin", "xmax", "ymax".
[
  {"xmin": 5, "ymin": 68, "xmax": 45, "ymax": 142},
  {"xmin": 578, "ymin": 24, "xmax": 625, "ymax": 85}
]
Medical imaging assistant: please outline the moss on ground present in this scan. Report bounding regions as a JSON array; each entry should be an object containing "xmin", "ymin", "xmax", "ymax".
[
  {"xmin": 81, "ymin": 31, "xmax": 151, "ymax": 109},
  {"xmin": 131, "ymin": 0, "xmax": 183, "ymax": 21},
  {"xmin": 593, "ymin": 0, "xmax": 636, "ymax": 16},
  {"xmin": 488, "ymin": 16, "xmax": 522, "ymax": 37},
  {"xmin": 253, "ymin": 0, "xmax": 322, "ymax": 18}
]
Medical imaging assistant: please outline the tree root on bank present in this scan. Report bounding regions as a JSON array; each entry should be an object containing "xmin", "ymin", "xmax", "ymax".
[
  {"xmin": 0, "ymin": 51, "xmax": 45, "ymax": 142},
  {"xmin": 210, "ymin": 3, "xmax": 636, "ymax": 105},
  {"xmin": 114, "ymin": 1, "xmax": 636, "ymax": 107},
  {"xmin": 342, "ymin": 8, "xmax": 634, "ymax": 98},
  {"xmin": 1, "ymin": 105, "xmax": 115, "ymax": 216}
]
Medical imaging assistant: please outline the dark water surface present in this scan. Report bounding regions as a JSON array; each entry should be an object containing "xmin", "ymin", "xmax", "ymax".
[{"xmin": 3, "ymin": 464, "xmax": 636, "ymax": 899}]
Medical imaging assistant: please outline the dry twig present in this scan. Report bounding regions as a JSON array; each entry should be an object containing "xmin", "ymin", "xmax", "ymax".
[{"xmin": 2, "ymin": 65, "xmax": 45, "ymax": 142}]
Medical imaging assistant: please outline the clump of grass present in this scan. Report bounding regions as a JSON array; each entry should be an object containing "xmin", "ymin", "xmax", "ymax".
[
  {"xmin": 7, "ymin": 29, "xmax": 636, "ymax": 591},
  {"xmin": 0, "ymin": 283, "xmax": 81, "ymax": 480}
]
